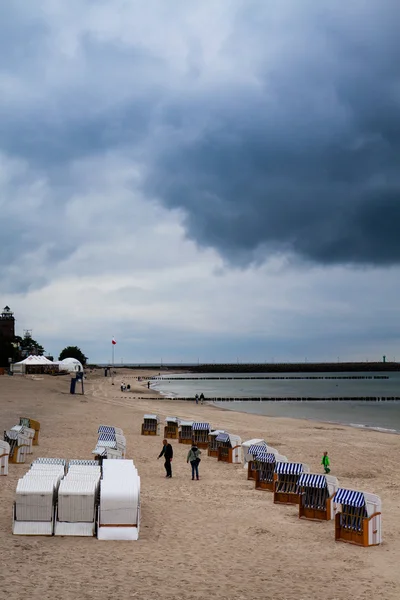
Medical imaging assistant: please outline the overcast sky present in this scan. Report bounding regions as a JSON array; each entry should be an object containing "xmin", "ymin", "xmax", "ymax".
[{"xmin": 1, "ymin": 1, "xmax": 400, "ymax": 363}]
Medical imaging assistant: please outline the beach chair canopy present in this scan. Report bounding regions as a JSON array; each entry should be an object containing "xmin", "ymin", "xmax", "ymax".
[
  {"xmin": 192, "ymin": 422, "xmax": 210, "ymax": 431},
  {"xmin": 215, "ymin": 432, "xmax": 230, "ymax": 443},
  {"xmin": 33, "ymin": 457, "xmax": 66, "ymax": 466},
  {"xmin": 256, "ymin": 451, "xmax": 276, "ymax": 464},
  {"xmin": 298, "ymin": 473, "xmax": 327, "ymax": 488},
  {"xmin": 209, "ymin": 429, "xmax": 226, "ymax": 437},
  {"xmin": 165, "ymin": 417, "xmax": 179, "ymax": 424},
  {"xmin": 179, "ymin": 420, "xmax": 194, "ymax": 427},
  {"xmin": 98, "ymin": 425, "xmax": 115, "ymax": 434},
  {"xmin": 98, "ymin": 432, "xmax": 116, "ymax": 442},
  {"xmin": 334, "ymin": 488, "xmax": 365, "ymax": 508},
  {"xmin": 248, "ymin": 444, "xmax": 267, "ymax": 457},
  {"xmin": 144, "ymin": 414, "xmax": 159, "ymax": 421},
  {"xmin": 275, "ymin": 462, "xmax": 304, "ymax": 475}
]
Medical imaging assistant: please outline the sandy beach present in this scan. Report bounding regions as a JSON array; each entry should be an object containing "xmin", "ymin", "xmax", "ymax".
[{"xmin": 1, "ymin": 368, "xmax": 399, "ymax": 600}]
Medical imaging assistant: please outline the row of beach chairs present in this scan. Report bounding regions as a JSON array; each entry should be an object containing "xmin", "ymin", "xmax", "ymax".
[
  {"xmin": 142, "ymin": 415, "xmax": 242, "ymax": 463},
  {"xmin": 242, "ymin": 439, "xmax": 382, "ymax": 547},
  {"xmin": 141, "ymin": 414, "xmax": 382, "ymax": 547}
]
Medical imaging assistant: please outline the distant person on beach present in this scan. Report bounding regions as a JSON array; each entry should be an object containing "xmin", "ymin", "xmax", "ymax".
[
  {"xmin": 158, "ymin": 439, "xmax": 173, "ymax": 478},
  {"xmin": 187, "ymin": 442, "xmax": 201, "ymax": 480},
  {"xmin": 321, "ymin": 451, "xmax": 331, "ymax": 473},
  {"xmin": 200, "ymin": 393, "xmax": 204, "ymax": 405},
  {"xmin": 147, "ymin": 381, "xmax": 150, "ymax": 389},
  {"xmin": 195, "ymin": 394, "xmax": 199, "ymax": 404}
]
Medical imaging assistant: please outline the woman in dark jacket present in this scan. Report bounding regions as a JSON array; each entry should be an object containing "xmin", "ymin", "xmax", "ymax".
[{"xmin": 187, "ymin": 442, "xmax": 201, "ymax": 480}]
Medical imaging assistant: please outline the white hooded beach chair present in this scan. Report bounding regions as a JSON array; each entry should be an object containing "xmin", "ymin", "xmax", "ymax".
[
  {"xmin": 54, "ymin": 464, "xmax": 101, "ymax": 537},
  {"xmin": 215, "ymin": 433, "xmax": 242, "ymax": 464},
  {"xmin": 0, "ymin": 440, "xmax": 10, "ymax": 476},
  {"xmin": 10, "ymin": 425, "xmax": 35, "ymax": 454},
  {"xmin": 20, "ymin": 418, "xmax": 40, "ymax": 446},
  {"xmin": 242, "ymin": 439, "xmax": 268, "ymax": 479},
  {"xmin": 13, "ymin": 465, "xmax": 64, "ymax": 535},
  {"xmin": 5, "ymin": 430, "xmax": 30, "ymax": 464},
  {"xmin": 334, "ymin": 488, "xmax": 382, "ymax": 546},
  {"xmin": 98, "ymin": 459, "xmax": 141, "ymax": 541}
]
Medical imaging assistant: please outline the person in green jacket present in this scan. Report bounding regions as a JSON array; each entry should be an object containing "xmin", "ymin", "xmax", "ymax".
[
  {"xmin": 187, "ymin": 442, "xmax": 202, "ymax": 480},
  {"xmin": 321, "ymin": 451, "xmax": 330, "ymax": 474}
]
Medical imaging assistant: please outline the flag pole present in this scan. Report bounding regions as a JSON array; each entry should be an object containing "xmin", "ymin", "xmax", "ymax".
[{"xmin": 111, "ymin": 339, "xmax": 114, "ymax": 385}]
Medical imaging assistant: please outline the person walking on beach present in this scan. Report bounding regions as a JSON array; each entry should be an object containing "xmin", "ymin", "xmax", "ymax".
[
  {"xmin": 195, "ymin": 394, "xmax": 199, "ymax": 405},
  {"xmin": 321, "ymin": 451, "xmax": 331, "ymax": 474},
  {"xmin": 200, "ymin": 393, "xmax": 205, "ymax": 405},
  {"xmin": 187, "ymin": 442, "xmax": 201, "ymax": 480},
  {"xmin": 158, "ymin": 439, "xmax": 173, "ymax": 478}
]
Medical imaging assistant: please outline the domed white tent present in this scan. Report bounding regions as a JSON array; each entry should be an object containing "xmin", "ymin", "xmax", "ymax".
[{"xmin": 57, "ymin": 358, "xmax": 84, "ymax": 373}]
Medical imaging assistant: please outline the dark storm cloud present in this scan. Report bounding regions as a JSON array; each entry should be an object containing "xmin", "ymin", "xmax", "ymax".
[
  {"xmin": 145, "ymin": 2, "xmax": 400, "ymax": 266},
  {"xmin": 1, "ymin": 0, "xmax": 400, "ymax": 289}
]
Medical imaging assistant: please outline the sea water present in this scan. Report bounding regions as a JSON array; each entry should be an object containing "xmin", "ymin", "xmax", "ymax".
[{"xmin": 152, "ymin": 372, "xmax": 400, "ymax": 433}]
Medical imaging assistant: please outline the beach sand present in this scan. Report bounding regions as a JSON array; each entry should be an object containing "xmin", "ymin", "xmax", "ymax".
[{"xmin": 1, "ymin": 368, "xmax": 399, "ymax": 600}]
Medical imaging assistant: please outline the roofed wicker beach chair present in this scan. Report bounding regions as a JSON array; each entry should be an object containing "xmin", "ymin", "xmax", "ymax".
[
  {"xmin": 255, "ymin": 451, "xmax": 288, "ymax": 491},
  {"xmin": 208, "ymin": 430, "xmax": 227, "ymax": 458},
  {"xmin": 191, "ymin": 422, "xmax": 210, "ymax": 449},
  {"xmin": 141, "ymin": 414, "xmax": 160, "ymax": 436},
  {"xmin": 215, "ymin": 432, "xmax": 242, "ymax": 464},
  {"xmin": 178, "ymin": 420, "xmax": 194, "ymax": 444},
  {"xmin": 333, "ymin": 488, "xmax": 382, "ymax": 547},
  {"xmin": 273, "ymin": 462, "xmax": 310, "ymax": 505},
  {"xmin": 298, "ymin": 473, "xmax": 338, "ymax": 521},
  {"xmin": 242, "ymin": 439, "xmax": 268, "ymax": 480},
  {"xmin": 164, "ymin": 417, "xmax": 180, "ymax": 439}
]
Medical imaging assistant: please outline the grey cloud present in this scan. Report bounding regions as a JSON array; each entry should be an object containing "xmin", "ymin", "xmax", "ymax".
[
  {"xmin": 1, "ymin": 0, "xmax": 400, "ymax": 288},
  {"xmin": 144, "ymin": 2, "xmax": 400, "ymax": 266}
]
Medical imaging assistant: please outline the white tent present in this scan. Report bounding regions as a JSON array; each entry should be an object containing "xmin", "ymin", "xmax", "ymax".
[
  {"xmin": 14, "ymin": 355, "xmax": 53, "ymax": 365},
  {"xmin": 56, "ymin": 358, "xmax": 83, "ymax": 373}
]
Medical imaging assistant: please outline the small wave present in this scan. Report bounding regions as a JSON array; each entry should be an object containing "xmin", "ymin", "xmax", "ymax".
[{"xmin": 349, "ymin": 422, "xmax": 399, "ymax": 434}]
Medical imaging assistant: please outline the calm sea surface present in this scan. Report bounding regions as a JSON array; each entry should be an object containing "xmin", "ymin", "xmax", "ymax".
[{"xmin": 152, "ymin": 372, "xmax": 400, "ymax": 433}]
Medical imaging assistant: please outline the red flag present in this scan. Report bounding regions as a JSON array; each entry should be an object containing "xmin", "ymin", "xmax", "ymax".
[{"xmin": 112, "ymin": 338, "xmax": 117, "ymax": 345}]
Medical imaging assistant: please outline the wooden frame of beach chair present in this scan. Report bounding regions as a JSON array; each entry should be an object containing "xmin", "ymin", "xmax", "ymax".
[
  {"xmin": 217, "ymin": 433, "xmax": 242, "ymax": 464},
  {"xmin": 273, "ymin": 462, "xmax": 310, "ymax": 505},
  {"xmin": 164, "ymin": 417, "xmax": 180, "ymax": 440},
  {"xmin": 334, "ymin": 489, "xmax": 382, "ymax": 547},
  {"xmin": 20, "ymin": 418, "xmax": 40, "ymax": 446},
  {"xmin": 298, "ymin": 474, "xmax": 338, "ymax": 521},
  {"xmin": 192, "ymin": 422, "xmax": 210, "ymax": 449},
  {"xmin": 141, "ymin": 414, "xmax": 160, "ymax": 436},
  {"xmin": 178, "ymin": 421, "xmax": 194, "ymax": 444},
  {"xmin": 208, "ymin": 430, "xmax": 226, "ymax": 457},
  {"xmin": 0, "ymin": 440, "xmax": 10, "ymax": 476}
]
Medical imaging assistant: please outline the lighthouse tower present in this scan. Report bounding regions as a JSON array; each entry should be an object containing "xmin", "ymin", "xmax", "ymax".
[{"xmin": 0, "ymin": 306, "xmax": 15, "ymax": 340}]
